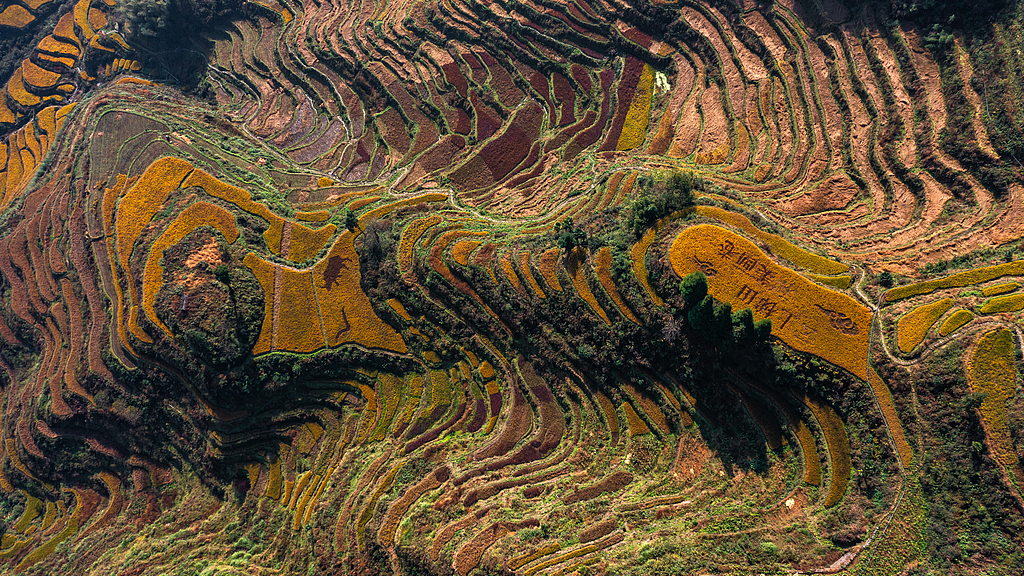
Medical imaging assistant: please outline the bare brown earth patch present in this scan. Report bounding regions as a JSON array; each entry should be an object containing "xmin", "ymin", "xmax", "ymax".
[{"xmin": 779, "ymin": 172, "xmax": 861, "ymax": 216}]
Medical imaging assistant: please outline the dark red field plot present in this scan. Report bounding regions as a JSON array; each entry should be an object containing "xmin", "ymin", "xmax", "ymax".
[
  {"xmin": 487, "ymin": 387, "xmax": 502, "ymax": 420},
  {"xmin": 406, "ymin": 112, "xmax": 439, "ymax": 164},
  {"xmin": 466, "ymin": 392, "xmax": 487, "ymax": 433},
  {"xmin": 292, "ymin": 119, "xmax": 345, "ymax": 164},
  {"xmin": 10, "ymin": 227, "xmax": 47, "ymax": 315},
  {"xmin": 343, "ymin": 130, "xmax": 374, "ymax": 180},
  {"xmin": 571, "ymin": 63, "xmax": 593, "ymax": 94},
  {"xmin": 42, "ymin": 325, "xmax": 65, "ymax": 414},
  {"xmin": 523, "ymin": 485, "xmax": 544, "ymax": 498},
  {"xmin": 468, "ymin": 451, "xmax": 562, "ymax": 505},
  {"xmin": 456, "ymin": 386, "xmax": 530, "ymax": 484},
  {"xmin": 453, "ymin": 366, "xmax": 568, "ymax": 495},
  {"xmin": 483, "ymin": 102, "xmax": 543, "ymax": 179},
  {"xmin": 475, "ymin": 49, "xmax": 496, "ymax": 67},
  {"xmin": 417, "ymin": 134, "xmax": 466, "ymax": 174},
  {"xmin": 544, "ymin": 109, "xmax": 594, "ymax": 154},
  {"xmin": 369, "ymin": 62, "xmax": 440, "ymax": 164},
  {"xmin": 513, "ymin": 401, "xmax": 581, "ymax": 478},
  {"xmin": 462, "ymin": 448, "xmax": 573, "ymax": 506},
  {"xmin": 47, "ymin": 214, "xmax": 68, "ymax": 277},
  {"xmin": 580, "ymin": 517, "xmax": 618, "ymax": 543},
  {"xmin": 403, "ymin": 395, "xmax": 451, "ymax": 441},
  {"xmin": 454, "ymin": 108, "xmax": 471, "ymax": 134},
  {"xmin": 473, "ymin": 243, "xmax": 497, "ymax": 268},
  {"xmin": 367, "ymin": 148, "xmax": 388, "ymax": 180},
  {"xmin": 648, "ymin": 111, "xmax": 676, "ymax": 155},
  {"xmin": 75, "ymin": 488, "xmax": 103, "ymax": 529},
  {"xmin": 519, "ymin": 359, "xmax": 564, "ymax": 455},
  {"xmin": 403, "ymin": 400, "xmax": 466, "ymax": 454},
  {"xmin": 622, "ymin": 27, "xmax": 652, "ymax": 49},
  {"xmin": 461, "ymin": 51, "xmax": 487, "ymax": 84},
  {"xmin": 67, "ymin": 205, "xmax": 114, "ymax": 384},
  {"xmin": 502, "ymin": 142, "xmax": 542, "ymax": 189},
  {"xmin": 544, "ymin": 8, "xmax": 591, "ymax": 35},
  {"xmin": 0, "ymin": 235, "xmax": 32, "ymax": 325},
  {"xmin": 523, "ymin": 20, "xmax": 547, "ymax": 38},
  {"xmin": 28, "ymin": 206, "xmax": 56, "ymax": 302},
  {"xmin": 563, "ymin": 69, "xmax": 614, "ymax": 160},
  {"xmin": 48, "ymin": 313, "xmax": 74, "ymax": 417},
  {"xmin": 129, "ymin": 455, "xmax": 174, "ymax": 486},
  {"xmin": 84, "ymin": 472, "xmax": 123, "ymax": 536},
  {"xmin": 133, "ymin": 467, "xmax": 150, "ymax": 491},
  {"xmin": 443, "ymin": 61, "xmax": 469, "ymax": 97},
  {"xmin": 471, "ymin": 92, "xmax": 502, "ymax": 141},
  {"xmin": 449, "ymin": 102, "xmax": 542, "ymax": 191},
  {"xmin": 598, "ymin": 57, "xmax": 645, "ymax": 152},
  {"xmin": 552, "ymin": 72, "xmax": 576, "ymax": 126},
  {"xmin": 85, "ymin": 434, "xmax": 127, "ymax": 460},
  {"xmin": 529, "ymin": 71, "xmax": 555, "ymax": 120},
  {"xmin": 378, "ymin": 465, "xmax": 450, "ymax": 546},
  {"xmin": 570, "ymin": 0, "xmax": 600, "ymax": 20},
  {"xmin": 429, "ymin": 505, "xmax": 497, "ymax": 561}
]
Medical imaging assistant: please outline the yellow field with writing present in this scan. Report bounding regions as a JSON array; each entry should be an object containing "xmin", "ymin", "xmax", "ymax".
[{"xmin": 670, "ymin": 224, "xmax": 870, "ymax": 379}]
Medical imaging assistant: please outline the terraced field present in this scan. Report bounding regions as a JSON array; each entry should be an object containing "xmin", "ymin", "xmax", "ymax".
[{"xmin": 1, "ymin": 0, "xmax": 1024, "ymax": 574}]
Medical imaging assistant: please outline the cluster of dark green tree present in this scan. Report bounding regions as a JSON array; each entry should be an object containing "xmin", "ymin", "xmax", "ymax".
[
  {"xmin": 890, "ymin": 0, "xmax": 1009, "ymax": 30},
  {"xmin": 121, "ymin": 0, "xmax": 242, "ymax": 39},
  {"xmin": 628, "ymin": 171, "xmax": 702, "ymax": 238},
  {"xmin": 679, "ymin": 271, "xmax": 772, "ymax": 345},
  {"xmin": 554, "ymin": 217, "xmax": 587, "ymax": 251}
]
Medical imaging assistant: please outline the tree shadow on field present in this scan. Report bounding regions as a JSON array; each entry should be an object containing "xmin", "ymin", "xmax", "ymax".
[
  {"xmin": 687, "ymin": 375, "xmax": 773, "ymax": 478},
  {"xmin": 120, "ymin": 0, "xmax": 251, "ymax": 88}
]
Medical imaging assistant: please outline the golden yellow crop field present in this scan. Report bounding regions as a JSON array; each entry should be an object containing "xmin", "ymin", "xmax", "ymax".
[
  {"xmin": 616, "ymin": 64, "xmax": 653, "ymax": 151},
  {"xmin": 938, "ymin": 309, "xmax": 974, "ymax": 336},
  {"xmin": 897, "ymin": 298, "xmax": 954, "ymax": 353},
  {"xmin": 968, "ymin": 329, "xmax": 1022, "ymax": 490}
]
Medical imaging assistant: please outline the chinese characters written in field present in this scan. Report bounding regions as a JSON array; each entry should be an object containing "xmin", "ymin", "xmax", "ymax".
[{"xmin": 714, "ymin": 239, "xmax": 794, "ymax": 330}]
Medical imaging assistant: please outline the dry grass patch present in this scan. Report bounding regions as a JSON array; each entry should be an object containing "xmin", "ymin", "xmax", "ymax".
[
  {"xmin": 538, "ymin": 248, "xmax": 562, "ymax": 292},
  {"xmin": 116, "ymin": 157, "xmax": 195, "ymax": 271},
  {"xmin": 0, "ymin": 5, "xmax": 34, "ymax": 28},
  {"xmin": 517, "ymin": 252, "xmax": 546, "ymax": 298},
  {"xmin": 399, "ymin": 215, "xmax": 443, "ymax": 274},
  {"xmin": 594, "ymin": 246, "xmax": 640, "ymax": 323},
  {"xmin": 566, "ymin": 249, "xmax": 610, "ymax": 324},
  {"xmin": 622, "ymin": 402, "xmax": 651, "ymax": 436}
]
